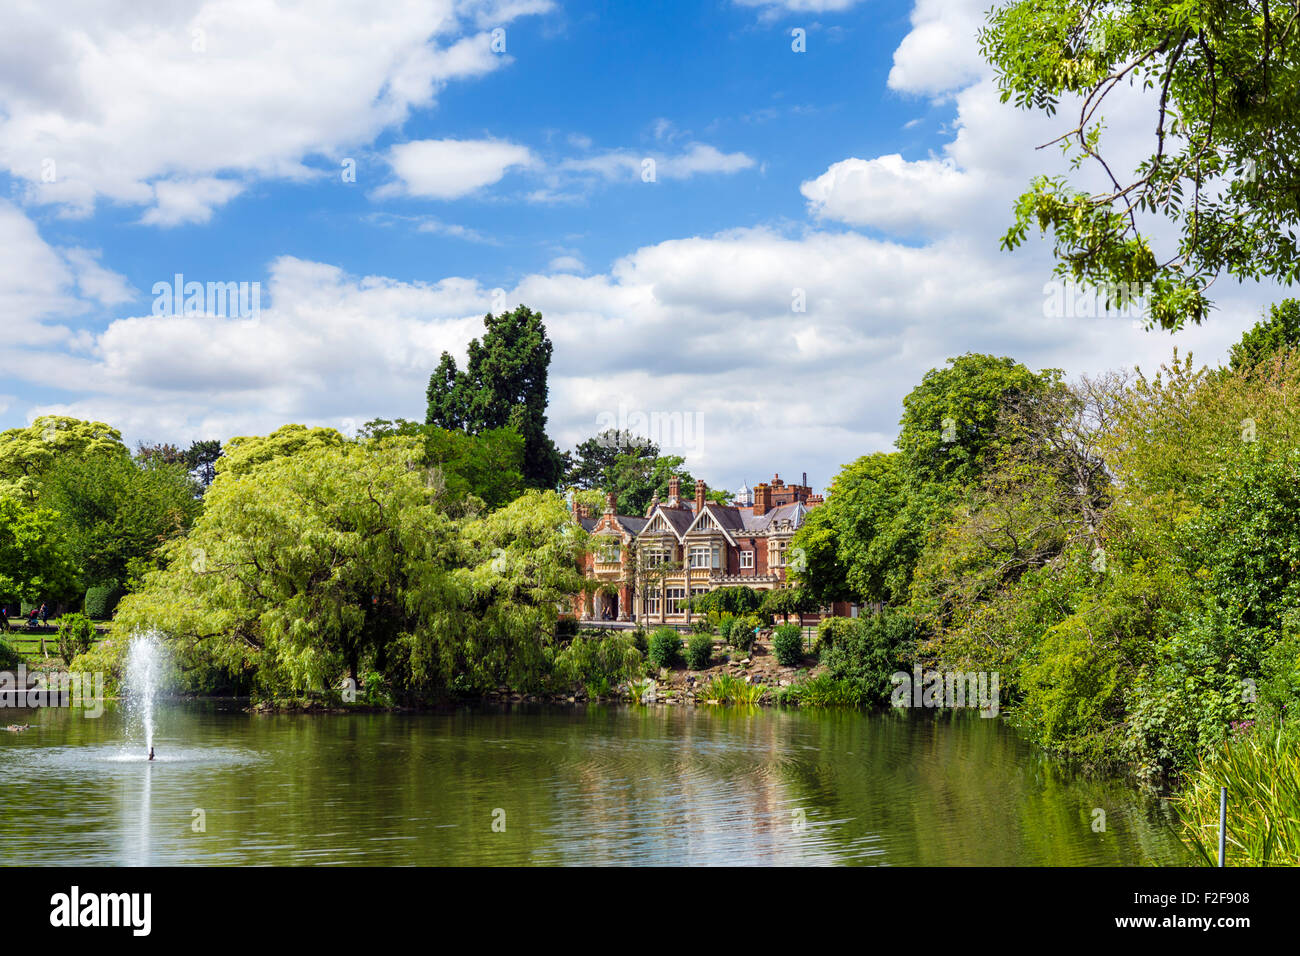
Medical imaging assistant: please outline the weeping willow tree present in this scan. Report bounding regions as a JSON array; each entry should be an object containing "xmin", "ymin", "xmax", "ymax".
[{"xmin": 114, "ymin": 434, "xmax": 589, "ymax": 699}]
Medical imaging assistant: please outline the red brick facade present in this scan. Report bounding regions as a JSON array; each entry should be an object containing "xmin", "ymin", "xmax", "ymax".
[{"xmin": 573, "ymin": 472, "xmax": 854, "ymax": 626}]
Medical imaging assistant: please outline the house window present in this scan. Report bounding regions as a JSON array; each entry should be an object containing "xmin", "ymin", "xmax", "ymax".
[
  {"xmin": 689, "ymin": 545, "xmax": 711, "ymax": 568},
  {"xmin": 740, "ymin": 550, "xmax": 754, "ymax": 569},
  {"xmin": 643, "ymin": 548, "xmax": 668, "ymax": 568},
  {"xmin": 597, "ymin": 541, "xmax": 621, "ymax": 564},
  {"xmin": 769, "ymin": 539, "xmax": 788, "ymax": 567},
  {"xmin": 666, "ymin": 587, "xmax": 687, "ymax": 615},
  {"xmin": 645, "ymin": 592, "xmax": 660, "ymax": 616}
]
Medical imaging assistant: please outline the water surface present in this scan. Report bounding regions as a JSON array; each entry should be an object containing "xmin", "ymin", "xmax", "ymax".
[{"xmin": 0, "ymin": 703, "xmax": 1189, "ymax": 865}]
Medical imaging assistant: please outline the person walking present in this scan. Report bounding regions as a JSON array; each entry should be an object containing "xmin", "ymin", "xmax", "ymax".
[
  {"xmin": 38, "ymin": 602, "xmax": 48, "ymax": 626},
  {"xmin": 0, "ymin": 605, "xmax": 9, "ymax": 631}
]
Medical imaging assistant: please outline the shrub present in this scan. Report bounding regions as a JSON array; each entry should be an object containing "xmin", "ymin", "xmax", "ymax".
[
  {"xmin": 629, "ymin": 626, "xmax": 649, "ymax": 656},
  {"xmin": 56, "ymin": 613, "xmax": 97, "ymax": 662},
  {"xmin": 718, "ymin": 616, "xmax": 736, "ymax": 642},
  {"xmin": 555, "ymin": 613, "xmax": 579, "ymax": 640},
  {"xmin": 0, "ymin": 637, "xmax": 21, "ymax": 670},
  {"xmin": 686, "ymin": 632, "xmax": 713, "ymax": 670},
  {"xmin": 771, "ymin": 623, "xmax": 805, "ymax": 666},
  {"xmin": 729, "ymin": 614, "xmax": 761, "ymax": 653},
  {"xmin": 820, "ymin": 610, "xmax": 920, "ymax": 706},
  {"xmin": 647, "ymin": 627, "xmax": 683, "ymax": 669},
  {"xmin": 553, "ymin": 632, "xmax": 644, "ymax": 694},
  {"xmin": 816, "ymin": 616, "xmax": 859, "ymax": 653},
  {"xmin": 688, "ymin": 586, "xmax": 760, "ymax": 616},
  {"xmin": 690, "ymin": 616, "xmax": 711, "ymax": 634},
  {"xmin": 84, "ymin": 581, "xmax": 124, "ymax": 620}
]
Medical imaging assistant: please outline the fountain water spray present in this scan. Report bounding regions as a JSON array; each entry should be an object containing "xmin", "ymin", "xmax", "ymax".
[{"xmin": 124, "ymin": 632, "xmax": 165, "ymax": 756}]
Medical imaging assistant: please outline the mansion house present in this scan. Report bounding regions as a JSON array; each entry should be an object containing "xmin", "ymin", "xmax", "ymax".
[{"xmin": 572, "ymin": 472, "xmax": 847, "ymax": 626}]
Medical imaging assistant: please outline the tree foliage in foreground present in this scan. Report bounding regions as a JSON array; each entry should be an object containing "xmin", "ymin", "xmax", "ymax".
[{"xmin": 982, "ymin": 1, "xmax": 1300, "ymax": 330}]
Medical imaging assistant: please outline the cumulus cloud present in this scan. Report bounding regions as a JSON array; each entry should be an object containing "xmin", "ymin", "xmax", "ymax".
[
  {"xmin": 2, "ymin": 0, "xmax": 1282, "ymax": 495},
  {"xmin": 801, "ymin": 155, "xmax": 979, "ymax": 235},
  {"xmin": 0, "ymin": 0, "xmax": 550, "ymax": 223},
  {"xmin": 377, "ymin": 139, "xmax": 536, "ymax": 200},
  {"xmin": 887, "ymin": 0, "xmax": 987, "ymax": 96}
]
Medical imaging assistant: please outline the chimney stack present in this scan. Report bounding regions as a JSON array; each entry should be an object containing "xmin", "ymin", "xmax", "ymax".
[
  {"xmin": 604, "ymin": 491, "xmax": 617, "ymax": 514},
  {"xmin": 694, "ymin": 478, "xmax": 706, "ymax": 513},
  {"xmin": 668, "ymin": 475, "xmax": 681, "ymax": 507},
  {"xmin": 753, "ymin": 483, "xmax": 772, "ymax": 516}
]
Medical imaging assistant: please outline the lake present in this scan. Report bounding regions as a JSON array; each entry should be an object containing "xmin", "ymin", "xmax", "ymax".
[{"xmin": 0, "ymin": 702, "xmax": 1190, "ymax": 866}]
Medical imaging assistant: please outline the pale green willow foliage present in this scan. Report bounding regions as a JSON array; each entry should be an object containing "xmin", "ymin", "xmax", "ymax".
[{"xmin": 114, "ymin": 436, "xmax": 589, "ymax": 697}]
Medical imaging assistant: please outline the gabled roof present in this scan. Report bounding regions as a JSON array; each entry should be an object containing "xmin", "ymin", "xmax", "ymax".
[
  {"xmin": 739, "ymin": 501, "xmax": 806, "ymax": 533},
  {"xmin": 640, "ymin": 505, "xmax": 694, "ymax": 541},
  {"xmin": 681, "ymin": 503, "xmax": 740, "ymax": 545}
]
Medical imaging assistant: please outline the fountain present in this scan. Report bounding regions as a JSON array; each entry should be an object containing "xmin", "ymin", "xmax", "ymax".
[{"xmin": 123, "ymin": 632, "xmax": 165, "ymax": 757}]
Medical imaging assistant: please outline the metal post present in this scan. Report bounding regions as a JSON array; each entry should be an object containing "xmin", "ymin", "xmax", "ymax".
[{"xmin": 1217, "ymin": 786, "xmax": 1227, "ymax": 867}]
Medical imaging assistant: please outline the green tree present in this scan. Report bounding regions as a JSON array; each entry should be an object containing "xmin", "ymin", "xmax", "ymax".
[
  {"xmin": 563, "ymin": 430, "xmax": 659, "ymax": 489},
  {"xmin": 982, "ymin": 1, "xmax": 1300, "ymax": 330},
  {"xmin": 116, "ymin": 436, "xmax": 462, "ymax": 693},
  {"xmin": 361, "ymin": 418, "xmax": 525, "ymax": 510},
  {"xmin": 215, "ymin": 424, "xmax": 347, "ymax": 480},
  {"xmin": 1229, "ymin": 299, "xmax": 1300, "ymax": 374},
  {"xmin": 897, "ymin": 353, "xmax": 1053, "ymax": 487},
  {"xmin": 0, "ymin": 495, "xmax": 78, "ymax": 602},
  {"xmin": 40, "ymin": 452, "xmax": 202, "ymax": 589},
  {"xmin": 426, "ymin": 305, "xmax": 563, "ymax": 490},
  {"xmin": 0, "ymin": 416, "xmax": 127, "ymax": 501}
]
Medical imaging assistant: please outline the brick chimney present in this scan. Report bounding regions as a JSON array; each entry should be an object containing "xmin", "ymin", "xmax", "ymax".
[
  {"xmin": 604, "ymin": 491, "xmax": 617, "ymax": 514},
  {"xmin": 668, "ymin": 475, "xmax": 681, "ymax": 507},
  {"xmin": 807, "ymin": 494, "xmax": 824, "ymax": 509},
  {"xmin": 571, "ymin": 493, "xmax": 581, "ymax": 523},
  {"xmin": 753, "ymin": 482, "xmax": 772, "ymax": 516},
  {"xmin": 694, "ymin": 478, "xmax": 706, "ymax": 512}
]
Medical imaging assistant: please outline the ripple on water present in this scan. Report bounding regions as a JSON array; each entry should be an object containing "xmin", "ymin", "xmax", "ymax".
[{"xmin": 7, "ymin": 744, "xmax": 265, "ymax": 776}]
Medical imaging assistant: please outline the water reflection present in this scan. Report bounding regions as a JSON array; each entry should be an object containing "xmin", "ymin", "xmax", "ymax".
[{"xmin": 0, "ymin": 703, "xmax": 1189, "ymax": 866}]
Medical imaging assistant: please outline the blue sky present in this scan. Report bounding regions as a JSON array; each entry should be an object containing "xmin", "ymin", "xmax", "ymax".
[{"xmin": 0, "ymin": 0, "xmax": 1280, "ymax": 494}]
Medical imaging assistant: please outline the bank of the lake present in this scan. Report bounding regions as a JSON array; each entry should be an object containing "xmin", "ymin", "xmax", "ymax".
[{"xmin": 0, "ymin": 702, "xmax": 1189, "ymax": 866}]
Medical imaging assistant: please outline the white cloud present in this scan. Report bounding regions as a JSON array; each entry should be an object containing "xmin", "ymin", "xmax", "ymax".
[
  {"xmin": 0, "ymin": 200, "xmax": 132, "ymax": 348},
  {"xmin": 801, "ymin": 154, "xmax": 978, "ymax": 234},
  {"xmin": 2, "ymin": 0, "xmax": 1283, "ymax": 496},
  {"xmin": 887, "ymin": 0, "xmax": 986, "ymax": 96},
  {"xmin": 547, "ymin": 255, "xmax": 586, "ymax": 273},
  {"xmin": 557, "ymin": 143, "xmax": 756, "ymax": 183},
  {"xmin": 0, "ymin": 0, "xmax": 550, "ymax": 224},
  {"xmin": 377, "ymin": 139, "xmax": 535, "ymax": 200}
]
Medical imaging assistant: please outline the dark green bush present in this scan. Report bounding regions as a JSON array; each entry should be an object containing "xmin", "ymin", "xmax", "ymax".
[
  {"xmin": 688, "ymin": 586, "xmax": 760, "ymax": 616},
  {"xmin": 647, "ymin": 627, "xmax": 683, "ymax": 669},
  {"xmin": 84, "ymin": 582, "xmax": 124, "ymax": 620},
  {"xmin": 555, "ymin": 613, "xmax": 579, "ymax": 640},
  {"xmin": 0, "ymin": 637, "xmax": 21, "ymax": 670},
  {"xmin": 689, "ymin": 616, "xmax": 711, "ymax": 634},
  {"xmin": 686, "ymin": 632, "xmax": 714, "ymax": 670},
  {"xmin": 816, "ymin": 616, "xmax": 859, "ymax": 652},
  {"xmin": 771, "ymin": 623, "xmax": 805, "ymax": 666},
  {"xmin": 718, "ymin": 616, "xmax": 735, "ymax": 642},
  {"xmin": 56, "ymin": 613, "xmax": 97, "ymax": 662},
  {"xmin": 820, "ymin": 610, "xmax": 919, "ymax": 705},
  {"xmin": 552, "ymin": 631, "xmax": 643, "ymax": 695},
  {"xmin": 729, "ymin": 614, "xmax": 761, "ymax": 652}
]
